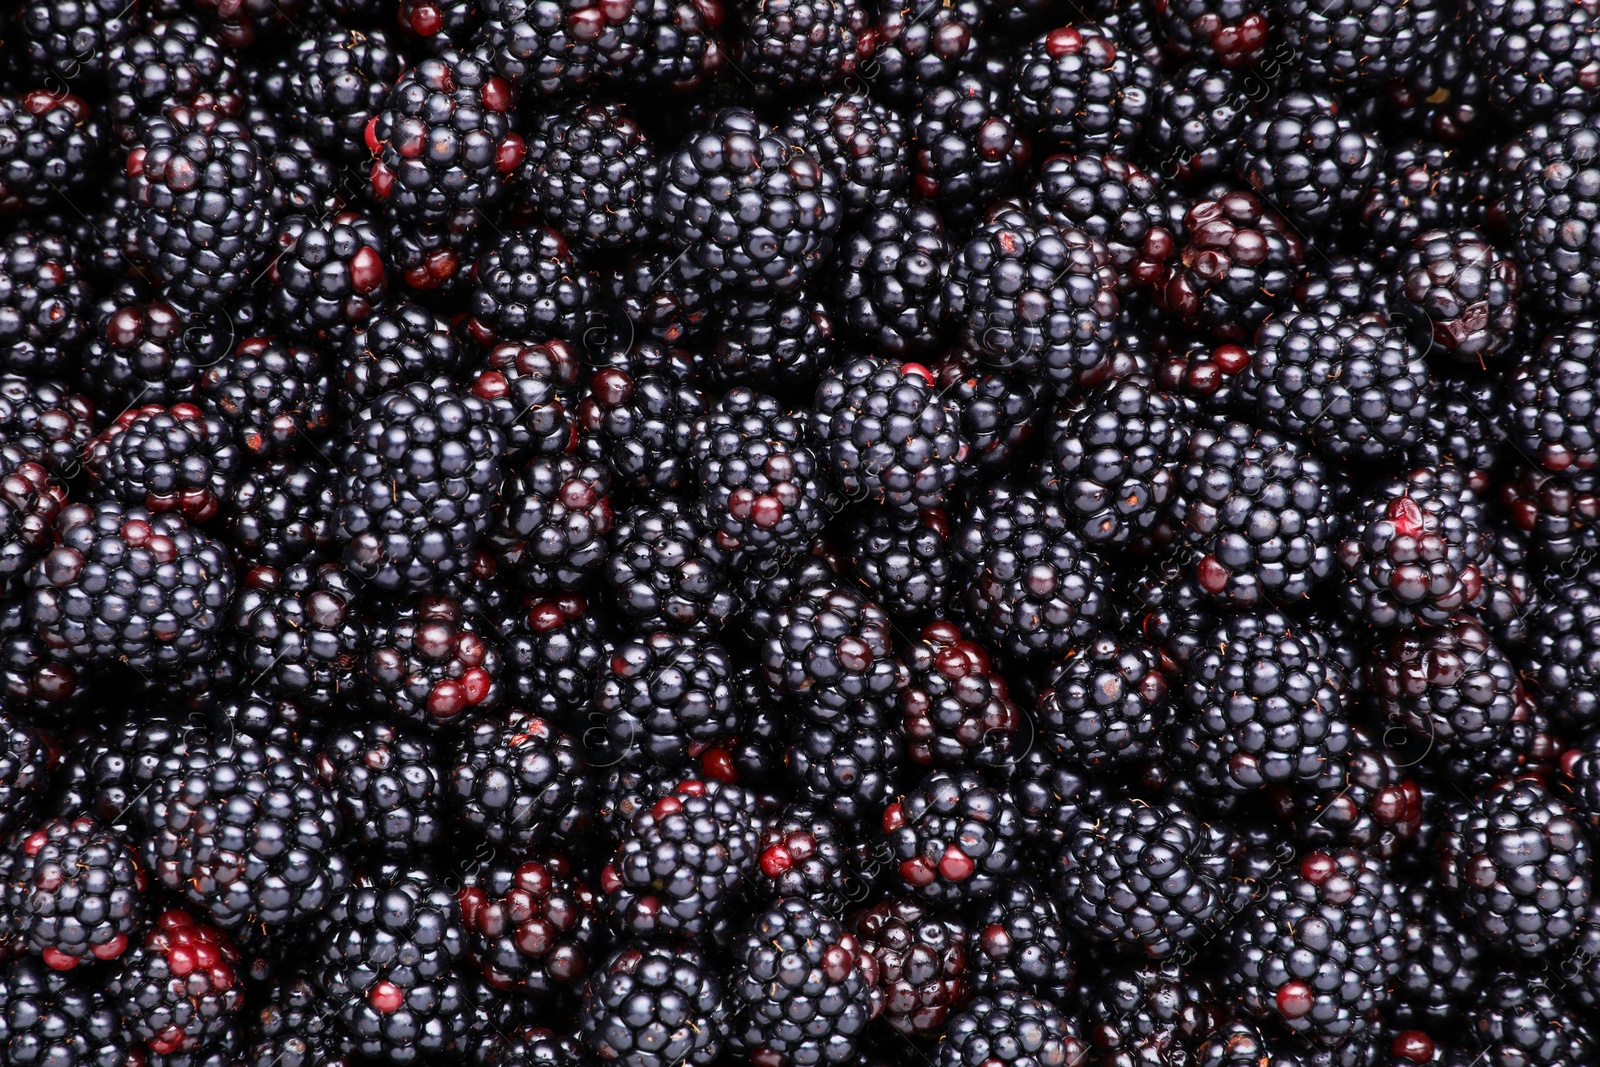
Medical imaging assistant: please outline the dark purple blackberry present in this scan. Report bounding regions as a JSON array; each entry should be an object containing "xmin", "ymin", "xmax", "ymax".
[
  {"xmin": 1037, "ymin": 631, "xmax": 1168, "ymax": 769},
  {"xmin": 105, "ymin": 19, "xmax": 244, "ymax": 143},
  {"xmin": 467, "ymin": 338, "xmax": 582, "ymax": 463},
  {"xmin": 1227, "ymin": 849, "xmax": 1403, "ymax": 1046},
  {"xmin": 1013, "ymin": 23, "xmax": 1156, "ymax": 149},
  {"xmin": 0, "ymin": 955, "xmax": 131, "ymax": 1067},
  {"xmin": 1236, "ymin": 89, "xmax": 1380, "ymax": 235},
  {"xmin": 695, "ymin": 388, "xmax": 830, "ymax": 559},
  {"xmin": 785, "ymin": 719, "xmax": 902, "ymax": 828},
  {"xmin": 340, "ymin": 302, "xmax": 461, "ymax": 415},
  {"xmin": 1525, "ymin": 561, "xmax": 1600, "ymax": 730},
  {"xmin": 707, "ymin": 286, "xmax": 841, "ymax": 388},
  {"xmin": 1442, "ymin": 776, "xmax": 1591, "ymax": 958},
  {"xmin": 245, "ymin": 109, "xmax": 344, "ymax": 220},
  {"xmin": 367, "ymin": 51, "xmax": 524, "ymax": 232},
  {"xmin": 1146, "ymin": 64, "xmax": 1250, "ymax": 181},
  {"xmin": 1409, "ymin": 375, "xmax": 1505, "ymax": 483},
  {"xmin": 1360, "ymin": 143, "xmax": 1489, "ymax": 261},
  {"xmin": 288, "ymin": 27, "xmax": 404, "ymax": 162},
  {"xmin": 234, "ymin": 562, "xmax": 365, "ymax": 709},
  {"xmin": 1466, "ymin": 0, "xmax": 1600, "ymax": 123},
  {"xmin": 954, "ymin": 482, "xmax": 1110, "ymax": 660},
  {"xmin": 899, "ymin": 620, "xmax": 1019, "ymax": 773},
  {"xmin": 85, "ymin": 403, "xmax": 239, "ymax": 525},
  {"xmin": 735, "ymin": 0, "xmax": 871, "ymax": 95},
  {"xmin": 811, "ymin": 355, "xmax": 965, "ymax": 512},
  {"xmin": 1374, "ymin": 25, "xmax": 1489, "ymax": 141},
  {"xmin": 1391, "ymin": 230, "xmax": 1522, "ymax": 366},
  {"xmin": 0, "ymin": 93, "xmax": 102, "ymax": 215},
  {"xmin": 466, "ymin": 227, "xmax": 598, "ymax": 347},
  {"xmin": 337, "ymin": 381, "xmax": 502, "ymax": 593},
  {"xmin": 753, "ymin": 802, "xmax": 860, "ymax": 913},
  {"xmin": 521, "ymin": 100, "xmax": 658, "ymax": 253},
  {"xmin": 933, "ymin": 352, "xmax": 1040, "ymax": 477},
  {"xmin": 1178, "ymin": 611, "xmax": 1352, "ymax": 797},
  {"xmin": 936, "ymin": 992, "xmax": 1088, "ymax": 1067},
  {"xmin": 363, "ymin": 593, "xmax": 503, "ymax": 732},
  {"xmin": 200, "ymin": 336, "xmax": 334, "ymax": 461},
  {"xmin": 107, "ymin": 908, "xmax": 243, "ymax": 1060},
  {"xmin": 476, "ymin": 1024, "xmax": 581, "ymax": 1067},
  {"xmin": 78, "ymin": 287, "xmax": 225, "ymax": 409},
  {"xmin": 384, "ymin": 218, "xmax": 486, "ymax": 298},
  {"xmin": 1273, "ymin": 730, "xmax": 1420, "ymax": 865},
  {"xmin": 316, "ymin": 866, "xmax": 468, "ymax": 1064},
  {"xmin": 912, "ymin": 75, "xmax": 1031, "ymax": 224},
  {"xmin": 224, "ymin": 459, "xmax": 337, "ymax": 573},
  {"xmin": 1157, "ymin": 191, "xmax": 1305, "ymax": 341},
  {"xmin": 882, "ymin": 769, "xmax": 1021, "ymax": 905},
  {"xmin": 449, "ymin": 709, "xmax": 593, "ymax": 852},
  {"xmin": 459, "ymin": 854, "xmax": 596, "ymax": 995},
  {"xmin": 597, "ymin": 631, "xmax": 738, "ymax": 767},
  {"xmin": 968, "ymin": 880, "xmax": 1075, "ymax": 1004},
  {"xmin": 867, "ymin": 0, "xmax": 982, "ymax": 103},
  {"xmin": 27, "ymin": 502, "xmax": 235, "ymax": 677},
  {"xmin": 1392, "ymin": 878, "xmax": 1484, "ymax": 1028},
  {"xmin": 20, "ymin": 0, "xmax": 137, "ymax": 80},
  {"xmin": 946, "ymin": 205, "xmax": 1118, "ymax": 396},
  {"xmin": 0, "ymin": 441, "xmax": 65, "ymax": 596},
  {"xmin": 578, "ymin": 355, "xmax": 705, "ymax": 493},
  {"xmin": 578, "ymin": 941, "xmax": 725, "ymax": 1067},
  {"xmin": 1030, "ymin": 152, "xmax": 1173, "ymax": 292},
  {"xmin": 786, "ymin": 92, "xmax": 909, "ymax": 218},
  {"xmin": 245, "ymin": 972, "xmax": 352, "ymax": 1067},
  {"xmin": 730, "ymin": 897, "xmax": 881, "ymax": 1066},
  {"xmin": 736, "ymin": 538, "xmax": 844, "ymax": 644},
  {"xmin": 1466, "ymin": 972, "xmax": 1595, "ymax": 1067},
  {"xmin": 496, "ymin": 592, "xmax": 610, "ymax": 725},
  {"xmin": 834, "ymin": 197, "xmax": 949, "ymax": 358},
  {"xmin": 1279, "ymin": 0, "xmax": 1444, "ymax": 90},
  {"xmin": 1154, "ymin": 0, "xmax": 1268, "ymax": 66},
  {"xmin": 602, "ymin": 777, "xmax": 762, "ymax": 941},
  {"xmin": 126, "ymin": 107, "xmax": 275, "ymax": 314},
  {"xmin": 1508, "ymin": 320, "xmax": 1600, "ymax": 481},
  {"xmin": 604, "ymin": 498, "xmax": 734, "ymax": 635},
  {"xmin": 845, "ymin": 508, "xmax": 954, "ymax": 623},
  {"xmin": 315, "ymin": 722, "xmax": 441, "ymax": 861},
  {"xmin": 475, "ymin": 0, "xmax": 597, "ymax": 93},
  {"xmin": 1502, "ymin": 109, "xmax": 1600, "ymax": 317},
  {"xmin": 854, "ymin": 897, "xmax": 970, "ymax": 1039},
  {"xmin": 0, "ymin": 230, "xmax": 88, "ymax": 379},
  {"xmin": 1499, "ymin": 464, "xmax": 1600, "ymax": 563},
  {"xmin": 266, "ymin": 213, "xmax": 388, "ymax": 346},
  {"xmin": 604, "ymin": 248, "xmax": 718, "ymax": 348},
  {"xmin": 1337, "ymin": 467, "xmax": 1488, "ymax": 630},
  {"xmin": 761, "ymin": 582, "xmax": 903, "ymax": 725},
  {"xmin": 494, "ymin": 453, "xmax": 613, "ymax": 591},
  {"xmin": 1, "ymin": 817, "xmax": 145, "ymax": 971}
]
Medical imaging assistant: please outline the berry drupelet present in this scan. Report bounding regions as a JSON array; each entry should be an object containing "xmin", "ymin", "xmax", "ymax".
[
  {"xmin": 883, "ymin": 769, "xmax": 1022, "ymax": 905},
  {"xmin": 448, "ymin": 709, "xmax": 593, "ymax": 852}
]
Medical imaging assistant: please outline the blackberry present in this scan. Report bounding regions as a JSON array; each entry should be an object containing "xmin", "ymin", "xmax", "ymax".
[
  {"xmin": 1374, "ymin": 25, "xmax": 1488, "ymax": 142},
  {"xmin": 654, "ymin": 107, "xmax": 842, "ymax": 293},
  {"xmin": 384, "ymin": 218, "xmax": 485, "ymax": 297},
  {"xmin": 315, "ymin": 722, "xmax": 441, "ymax": 861},
  {"xmin": 1466, "ymin": 0, "xmax": 1600, "ymax": 123},
  {"xmin": 869, "ymin": 0, "xmax": 984, "ymax": 104},
  {"xmin": 448, "ymin": 709, "xmax": 593, "ymax": 852},
  {"xmin": 1273, "ymin": 725, "xmax": 1424, "ymax": 859},
  {"xmin": 761, "ymin": 582, "xmax": 903, "ymax": 726},
  {"xmin": 0, "ymin": 956, "xmax": 131, "ymax": 1067},
  {"xmin": 79, "ymin": 287, "xmax": 224, "ymax": 408},
  {"xmin": 936, "ymin": 993, "xmax": 1088, "ymax": 1067},
  {"xmin": 695, "ymin": 388, "xmax": 830, "ymax": 559},
  {"xmin": 854, "ymin": 897, "xmax": 970, "ymax": 1039},
  {"xmin": 1157, "ymin": 191, "xmax": 1304, "ymax": 341},
  {"xmin": 475, "ymin": 0, "xmax": 598, "ymax": 93},
  {"xmin": 1442, "ymin": 776, "xmax": 1591, "ymax": 958},
  {"xmin": 736, "ymin": 0, "xmax": 872, "ymax": 94},
  {"xmin": 20, "ymin": 0, "xmax": 137, "ymax": 80},
  {"xmin": 468, "ymin": 338, "xmax": 582, "ymax": 463},
  {"xmin": 729, "ymin": 898, "xmax": 882, "ymax": 1066},
  {"xmin": 496, "ymin": 591, "xmax": 611, "ymax": 725},
  {"xmin": 105, "ymin": 20, "xmax": 244, "ymax": 143},
  {"xmin": 1030, "ymin": 151, "xmax": 1173, "ymax": 292},
  {"xmin": 578, "ymin": 352, "xmax": 705, "ymax": 492},
  {"xmin": 1392, "ymin": 878, "xmax": 1484, "ymax": 1028},
  {"xmin": 753, "ymin": 802, "xmax": 860, "ymax": 913},
  {"xmin": 477, "ymin": 1025, "xmax": 581, "ymax": 1067},
  {"xmin": 785, "ymin": 719, "xmax": 902, "ymax": 828},
  {"xmin": 946, "ymin": 205, "xmax": 1118, "ymax": 396},
  {"xmin": 707, "ymin": 287, "xmax": 841, "ymax": 388},
  {"xmin": 1227, "ymin": 849, "xmax": 1403, "ymax": 1046},
  {"xmin": 1085, "ymin": 960, "xmax": 1222, "ymax": 1067},
  {"xmin": 234, "ymin": 562, "xmax": 364, "ymax": 709},
  {"xmin": 466, "ymin": 227, "xmax": 598, "ymax": 347},
  {"xmin": 1, "ymin": 818, "xmax": 146, "ymax": 970},
  {"xmin": 245, "ymin": 973, "xmax": 351, "ymax": 1067},
  {"xmin": 1337, "ymin": 466, "xmax": 1488, "ymax": 630},
  {"xmin": 812, "ymin": 355, "xmax": 966, "ymax": 512},
  {"xmin": 604, "ymin": 251, "xmax": 715, "ymax": 348},
  {"xmin": 522, "ymin": 100, "xmax": 658, "ymax": 252},
  {"xmin": 1279, "ymin": 0, "xmax": 1444, "ymax": 90},
  {"xmin": 200, "ymin": 336, "xmax": 335, "ymax": 460},
  {"xmin": 1508, "ymin": 319, "xmax": 1600, "ymax": 480},
  {"xmin": 267, "ymin": 213, "xmax": 388, "ymax": 346},
  {"xmin": 0, "ymin": 230, "xmax": 88, "ymax": 379},
  {"xmin": 578, "ymin": 942, "xmax": 725, "ymax": 1067},
  {"xmin": 900, "ymin": 620, "xmax": 1019, "ymax": 773},
  {"xmin": 913, "ymin": 75, "xmax": 1031, "ymax": 224},
  {"xmin": 316, "ymin": 866, "xmax": 469, "ymax": 1064},
  {"xmin": 602, "ymin": 778, "xmax": 762, "ymax": 941},
  {"xmin": 786, "ymin": 91, "xmax": 909, "ymax": 218},
  {"xmin": 1294, "ymin": 253, "xmax": 1392, "ymax": 319},
  {"xmin": 1409, "ymin": 375, "xmax": 1505, "ymax": 482},
  {"xmin": 1359, "ymin": 143, "xmax": 1488, "ymax": 261},
  {"xmin": 494, "ymin": 453, "xmax": 614, "ymax": 591},
  {"xmin": 954, "ymin": 482, "xmax": 1110, "ymax": 660},
  {"xmin": 0, "ymin": 442, "xmax": 66, "ymax": 596},
  {"xmin": 363, "ymin": 593, "xmax": 503, "ymax": 732},
  {"xmin": 1013, "ymin": 23, "xmax": 1156, "ymax": 150},
  {"xmin": 126, "ymin": 107, "xmax": 275, "ymax": 313},
  {"xmin": 883, "ymin": 769, "xmax": 1022, "ymax": 905},
  {"xmin": 224, "ymin": 459, "xmax": 337, "ymax": 573},
  {"xmin": 1526, "ymin": 561, "xmax": 1600, "ymax": 730},
  {"xmin": 933, "ymin": 352, "xmax": 1040, "ymax": 477},
  {"xmin": 1037, "ymin": 631, "xmax": 1168, "ymax": 769},
  {"xmin": 1392, "ymin": 230, "xmax": 1522, "ymax": 366},
  {"xmin": 337, "ymin": 381, "xmax": 503, "ymax": 593},
  {"xmin": 834, "ymin": 197, "xmax": 950, "ymax": 357},
  {"xmin": 603, "ymin": 498, "xmax": 734, "ymax": 634},
  {"xmin": 459, "ymin": 854, "xmax": 596, "ymax": 994},
  {"xmin": 597, "ymin": 631, "xmax": 738, "ymax": 768},
  {"xmin": 1499, "ymin": 465, "xmax": 1600, "ymax": 563},
  {"xmin": 1236, "ymin": 89, "xmax": 1380, "ymax": 235},
  {"xmin": 247, "ymin": 114, "xmax": 344, "ymax": 220},
  {"xmin": 106, "ymin": 909, "xmax": 243, "ymax": 1059},
  {"xmin": 288, "ymin": 27, "xmax": 404, "ymax": 162},
  {"xmin": 1502, "ymin": 109, "xmax": 1600, "ymax": 318},
  {"xmin": 845, "ymin": 508, "xmax": 955, "ymax": 624},
  {"xmin": 1146, "ymin": 64, "xmax": 1250, "ymax": 181},
  {"xmin": 85, "ymin": 403, "xmax": 240, "ymax": 524},
  {"xmin": 27, "ymin": 502, "xmax": 236, "ymax": 677},
  {"xmin": 367, "ymin": 51, "xmax": 524, "ymax": 231},
  {"xmin": 1466, "ymin": 973, "xmax": 1595, "ymax": 1067},
  {"xmin": 968, "ymin": 880, "xmax": 1075, "ymax": 1003},
  {"xmin": 0, "ymin": 92, "xmax": 102, "ymax": 215},
  {"xmin": 1155, "ymin": 0, "xmax": 1269, "ymax": 66}
]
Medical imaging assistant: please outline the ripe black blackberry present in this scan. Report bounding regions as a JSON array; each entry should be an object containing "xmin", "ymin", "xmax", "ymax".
[
  {"xmin": 234, "ymin": 562, "xmax": 365, "ymax": 709},
  {"xmin": 126, "ymin": 107, "xmax": 275, "ymax": 313},
  {"xmin": 1, "ymin": 818, "xmax": 146, "ymax": 970},
  {"xmin": 1466, "ymin": 0, "xmax": 1600, "ymax": 123},
  {"xmin": 20, "ymin": 0, "xmax": 137, "ymax": 80},
  {"xmin": 1273, "ymin": 725, "xmax": 1424, "ymax": 859},
  {"xmin": 448, "ymin": 709, "xmax": 593, "ymax": 852},
  {"xmin": 245, "ymin": 972, "xmax": 352, "ymax": 1067},
  {"xmin": 578, "ymin": 351, "xmax": 705, "ymax": 493},
  {"xmin": 1442, "ymin": 776, "xmax": 1591, "ymax": 958},
  {"xmin": 468, "ymin": 338, "xmax": 582, "ymax": 463},
  {"xmin": 786, "ymin": 92, "xmax": 909, "ymax": 218},
  {"xmin": 596, "ymin": 631, "xmax": 738, "ymax": 767},
  {"xmin": 1359, "ymin": 143, "xmax": 1489, "ymax": 260},
  {"xmin": 1157, "ymin": 191, "xmax": 1304, "ymax": 341},
  {"xmin": 730, "ymin": 898, "xmax": 881, "ymax": 1066},
  {"xmin": 968, "ymin": 880, "xmax": 1075, "ymax": 1004},
  {"xmin": 936, "ymin": 992, "xmax": 1088, "ymax": 1067},
  {"xmin": 494, "ymin": 453, "xmax": 614, "ymax": 591},
  {"xmin": 0, "ymin": 955, "xmax": 131, "ymax": 1067},
  {"xmin": 1337, "ymin": 466, "xmax": 1488, "ymax": 630},
  {"xmin": 1374, "ymin": 26, "xmax": 1488, "ymax": 142},
  {"xmin": 246, "ymin": 109, "xmax": 344, "ymax": 220},
  {"xmin": 1508, "ymin": 320, "xmax": 1600, "ymax": 481},
  {"xmin": 1467, "ymin": 972, "xmax": 1595, "ymax": 1067},
  {"xmin": 107, "ymin": 908, "xmax": 243, "ymax": 1059},
  {"xmin": 955, "ymin": 482, "xmax": 1110, "ymax": 660},
  {"xmin": 899, "ymin": 620, "xmax": 1019, "ymax": 773},
  {"xmin": 604, "ymin": 250, "xmax": 715, "ymax": 349},
  {"xmin": 1502, "ymin": 109, "xmax": 1600, "ymax": 317},
  {"xmin": 104, "ymin": 19, "xmax": 244, "ymax": 143},
  {"xmin": 753, "ymin": 802, "xmax": 859, "ymax": 913},
  {"xmin": 1392, "ymin": 877, "xmax": 1484, "ymax": 1028},
  {"xmin": 695, "ymin": 388, "xmax": 830, "ymax": 559},
  {"xmin": 1525, "ymin": 561, "xmax": 1600, "ymax": 730},
  {"xmin": 1279, "ymin": 0, "xmax": 1443, "ymax": 90},
  {"xmin": 1391, "ymin": 230, "xmax": 1522, "ymax": 366},
  {"xmin": 476, "ymin": 1024, "xmax": 581, "ymax": 1067},
  {"xmin": 1146, "ymin": 64, "xmax": 1250, "ymax": 181},
  {"xmin": 1054, "ymin": 796, "xmax": 1232, "ymax": 958},
  {"xmin": 200, "ymin": 336, "xmax": 334, "ymax": 461},
  {"xmin": 288, "ymin": 27, "xmax": 403, "ymax": 162},
  {"xmin": 27, "ymin": 502, "xmax": 236, "ymax": 677},
  {"xmin": 812, "ymin": 355, "xmax": 966, "ymax": 512},
  {"xmin": 1409, "ymin": 375, "xmax": 1505, "ymax": 483},
  {"xmin": 521, "ymin": 100, "xmax": 658, "ymax": 253},
  {"xmin": 883, "ymin": 769, "xmax": 1021, "ymax": 905},
  {"xmin": 0, "ymin": 93, "xmax": 102, "ymax": 215},
  {"xmin": 602, "ymin": 778, "xmax": 762, "ymax": 941},
  {"xmin": 1499, "ymin": 464, "xmax": 1600, "ymax": 563},
  {"xmin": 603, "ymin": 498, "xmax": 734, "ymax": 634},
  {"xmin": 855, "ymin": 897, "xmax": 970, "ymax": 1039},
  {"xmin": 1236, "ymin": 89, "xmax": 1380, "ymax": 235},
  {"xmin": 1227, "ymin": 849, "xmax": 1403, "ymax": 1046},
  {"xmin": 1030, "ymin": 152, "xmax": 1172, "ymax": 293},
  {"xmin": 912, "ymin": 75, "xmax": 1032, "ymax": 224},
  {"xmin": 363, "ymin": 593, "xmax": 503, "ymax": 732},
  {"xmin": 466, "ymin": 226, "xmax": 598, "ymax": 347},
  {"xmin": 266, "ymin": 213, "xmax": 388, "ymax": 346},
  {"xmin": 706, "ymin": 286, "xmax": 841, "ymax": 389},
  {"xmin": 0, "ymin": 441, "xmax": 65, "ymax": 595},
  {"xmin": 337, "ymin": 380, "xmax": 503, "ymax": 593},
  {"xmin": 785, "ymin": 718, "xmax": 902, "ymax": 828},
  {"xmin": 317, "ymin": 865, "xmax": 469, "ymax": 1064},
  {"xmin": 496, "ymin": 592, "xmax": 610, "ymax": 725},
  {"xmin": 85, "ymin": 403, "xmax": 240, "ymax": 524},
  {"xmin": 845, "ymin": 508, "xmax": 955, "ymax": 624},
  {"xmin": 0, "ymin": 230, "xmax": 89, "ymax": 379},
  {"xmin": 1037, "ymin": 631, "xmax": 1167, "ymax": 769},
  {"xmin": 761, "ymin": 581, "xmax": 902, "ymax": 726},
  {"xmin": 1155, "ymin": 0, "xmax": 1268, "ymax": 66},
  {"xmin": 654, "ymin": 107, "xmax": 842, "ymax": 293},
  {"xmin": 459, "ymin": 854, "xmax": 596, "ymax": 995},
  {"xmin": 315, "ymin": 722, "xmax": 441, "ymax": 861},
  {"xmin": 1013, "ymin": 23, "xmax": 1156, "ymax": 151},
  {"xmin": 78, "ymin": 285, "xmax": 224, "ymax": 408},
  {"xmin": 736, "ymin": 0, "xmax": 871, "ymax": 94},
  {"xmin": 934, "ymin": 351, "xmax": 1041, "ymax": 477},
  {"xmin": 578, "ymin": 942, "xmax": 725, "ymax": 1067},
  {"xmin": 868, "ymin": 0, "xmax": 983, "ymax": 103},
  {"xmin": 367, "ymin": 50, "xmax": 524, "ymax": 231},
  {"xmin": 224, "ymin": 459, "xmax": 337, "ymax": 573},
  {"xmin": 946, "ymin": 205, "xmax": 1118, "ymax": 396},
  {"xmin": 834, "ymin": 197, "xmax": 949, "ymax": 358}
]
